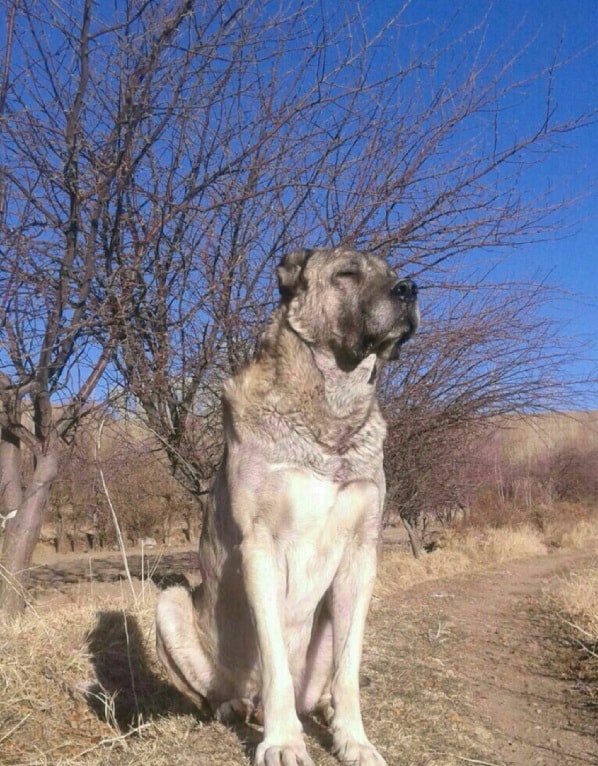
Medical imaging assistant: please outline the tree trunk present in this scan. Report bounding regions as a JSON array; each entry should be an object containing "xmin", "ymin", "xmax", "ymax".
[
  {"xmin": 56, "ymin": 510, "xmax": 69, "ymax": 554},
  {"xmin": 0, "ymin": 449, "xmax": 58, "ymax": 615},
  {"xmin": 0, "ymin": 430, "xmax": 23, "ymax": 512},
  {"xmin": 401, "ymin": 514, "xmax": 422, "ymax": 559}
]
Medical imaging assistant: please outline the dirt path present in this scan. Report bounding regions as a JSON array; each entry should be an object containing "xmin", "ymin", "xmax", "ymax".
[
  {"xmin": 386, "ymin": 550, "xmax": 598, "ymax": 766},
  {"xmin": 28, "ymin": 547, "xmax": 201, "ymax": 593},
  {"xmin": 24, "ymin": 545, "xmax": 598, "ymax": 765}
]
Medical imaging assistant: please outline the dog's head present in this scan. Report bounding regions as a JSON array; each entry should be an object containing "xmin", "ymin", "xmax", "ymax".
[{"xmin": 278, "ymin": 247, "xmax": 419, "ymax": 369}]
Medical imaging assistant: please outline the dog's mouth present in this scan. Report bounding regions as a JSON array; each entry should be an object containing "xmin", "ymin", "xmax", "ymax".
[{"xmin": 372, "ymin": 312, "xmax": 419, "ymax": 360}]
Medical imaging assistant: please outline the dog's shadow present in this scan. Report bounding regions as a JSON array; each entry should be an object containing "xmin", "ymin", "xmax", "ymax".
[
  {"xmin": 84, "ymin": 601, "xmax": 334, "ymax": 761},
  {"xmin": 85, "ymin": 607, "xmax": 199, "ymax": 730}
]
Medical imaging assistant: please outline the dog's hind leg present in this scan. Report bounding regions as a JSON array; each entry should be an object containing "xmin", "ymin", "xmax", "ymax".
[
  {"xmin": 296, "ymin": 603, "xmax": 333, "ymax": 719},
  {"xmin": 155, "ymin": 585, "xmax": 217, "ymax": 714}
]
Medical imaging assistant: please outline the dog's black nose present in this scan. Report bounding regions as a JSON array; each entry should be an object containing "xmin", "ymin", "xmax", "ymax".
[{"xmin": 391, "ymin": 278, "xmax": 418, "ymax": 301}]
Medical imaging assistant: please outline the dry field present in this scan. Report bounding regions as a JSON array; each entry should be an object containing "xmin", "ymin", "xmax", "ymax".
[
  {"xmin": 498, "ymin": 410, "xmax": 598, "ymax": 459},
  {"xmin": 35, "ymin": 409, "xmax": 598, "ymax": 556},
  {"xmin": 1, "ymin": 519, "xmax": 597, "ymax": 766}
]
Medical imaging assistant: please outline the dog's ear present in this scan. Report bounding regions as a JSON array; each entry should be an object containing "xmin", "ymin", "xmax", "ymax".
[{"xmin": 277, "ymin": 249, "xmax": 313, "ymax": 301}]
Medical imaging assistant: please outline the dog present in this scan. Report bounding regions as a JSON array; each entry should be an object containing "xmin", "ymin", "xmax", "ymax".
[{"xmin": 156, "ymin": 247, "xmax": 419, "ymax": 766}]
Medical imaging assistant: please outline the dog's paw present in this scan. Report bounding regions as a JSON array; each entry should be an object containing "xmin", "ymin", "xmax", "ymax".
[
  {"xmin": 254, "ymin": 737, "xmax": 315, "ymax": 766},
  {"xmin": 332, "ymin": 734, "xmax": 387, "ymax": 766}
]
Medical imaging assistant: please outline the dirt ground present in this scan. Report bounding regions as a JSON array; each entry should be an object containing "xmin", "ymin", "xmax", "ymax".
[
  {"xmin": 385, "ymin": 550, "xmax": 598, "ymax": 766},
  {"xmin": 12, "ymin": 544, "xmax": 598, "ymax": 765}
]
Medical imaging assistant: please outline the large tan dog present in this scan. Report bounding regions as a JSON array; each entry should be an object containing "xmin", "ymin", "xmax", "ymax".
[{"xmin": 156, "ymin": 247, "xmax": 419, "ymax": 766}]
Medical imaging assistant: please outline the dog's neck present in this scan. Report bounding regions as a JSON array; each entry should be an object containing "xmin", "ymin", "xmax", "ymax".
[
  {"xmin": 311, "ymin": 348, "xmax": 378, "ymax": 417},
  {"xmin": 274, "ymin": 321, "xmax": 380, "ymax": 436},
  {"xmin": 229, "ymin": 311, "xmax": 383, "ymax": 453}
]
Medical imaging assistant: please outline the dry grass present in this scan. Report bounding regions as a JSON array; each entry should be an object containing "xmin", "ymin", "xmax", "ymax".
[
  {"xmin": 2, "ymin": 588, "xmax": 153, "ymax": 765},
  {"xmin": 551, "ymin": 567, "xmax": 598, "ymax": 643},
  {"xmin": 545, "ymin": 555, "xmax": 598, "ymax": 713},
  {"xmin": 1, "ymin": 517, "xmax": 597, "ymax": 765},
  {"xmin": 499, "ymin": 410, "xmax": 598, "ymax": 461},
  {"xmin": 377, "ymin": 523, "xmax": 551, "ymax": 596},
  {"xmin": 0, "ymin": 582, "xmax": 492, "ymax": 766},
  {"xmin": 552, "ymin": 518, "xmax": 598, "ymax": 551},
  {"xmin": 0, "ymin": 581, "xmax": 256, "ymax": 766}
]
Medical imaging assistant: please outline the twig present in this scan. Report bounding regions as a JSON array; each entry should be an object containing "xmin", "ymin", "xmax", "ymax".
[
  {"xmin": 0, "ymin": 562, "xmax": 38, "ymax": 615},
  {"xmin": 141, "ymin": 421, "xmax": 210, "ymax": 494},
  {"xmin": 560, "ymin": 616, "xmax": 595, "ymax": 640},
  {"xmin": 88, "ymin": 556, "xmax": 93, "ymax": 600},
  {"xmin": 0, "ymin": 712, "xmax": 32, "ymax": 746},
  {"xmin": 122, "ymin": 603, "xmax": 140, "ymax": 721},
  {"xmin": 427, "ymin": 754, "xmax": 501, "ymax": 766},
  {"xmin": 96, "ymin": 418, "xmax": 136, "ymax": 599},
  {"xmin": 560, "ymin": 617, "xmax": 598, "ymax": 658},
  {"xmin": 73, "ymin": 721, "xmax": 153, "ymax": 758}
]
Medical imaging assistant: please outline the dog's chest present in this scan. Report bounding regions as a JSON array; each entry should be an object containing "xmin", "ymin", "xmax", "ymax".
[
  {"xmin": 260, "ymin": 468, "xmax": 381, "ymax": 617},
  {"xmin": 278, "ymin": 469, "xmax": 371, "ymax": 536}
]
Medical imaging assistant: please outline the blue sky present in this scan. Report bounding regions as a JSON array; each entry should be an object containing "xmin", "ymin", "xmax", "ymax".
[
  {"xmin": 366, "ymin": 0, "xmax": 598, "ymax": 406},
  {"xmin": 1, "ymin": 0, "xmax": 595, "ymax": 411}
]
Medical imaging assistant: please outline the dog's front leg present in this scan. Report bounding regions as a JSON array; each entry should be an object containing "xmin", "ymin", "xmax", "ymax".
[
  {"xmin": 241, "ymin": 534, "xmax": 315, "ymax": 766},
  {"xmin": 329, "ymin": 542, "xmax": 387, "ymax": 766}
]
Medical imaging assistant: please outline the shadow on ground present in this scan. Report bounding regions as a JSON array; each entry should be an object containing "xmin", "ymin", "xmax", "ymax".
[
  {"xmin": 85, "ymin": 609, "xmax": 200, "ymax": 730},
  {"xmin": 83, "ymin": 606, "xmax": 337, "ymax": 763}
]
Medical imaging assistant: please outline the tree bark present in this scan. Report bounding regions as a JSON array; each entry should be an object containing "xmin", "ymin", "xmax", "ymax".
[
  {"xmin": 401, "ymin": 514, "xmax": 422, "ymax": 559},
  {"xmin": 56, "ymin": 510, "xmax": 69, "ymax": 554},
  {"xmin": 0, "ymin": 429, "xmax": 23, "ymax": 512},
  {"xmin": 0, "ymin": 448, "xmax": 58, "ymax": 614}
]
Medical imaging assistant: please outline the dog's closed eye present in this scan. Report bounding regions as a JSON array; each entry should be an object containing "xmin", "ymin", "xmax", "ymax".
[{"xmin": 334, "ymin": 269, "xmax": 361, "ymax": 281}]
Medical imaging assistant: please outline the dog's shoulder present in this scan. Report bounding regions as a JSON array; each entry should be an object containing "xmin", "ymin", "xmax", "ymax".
[{"xmin": 223, "ymin": 309, "xmax": 317, "ymax": 419}]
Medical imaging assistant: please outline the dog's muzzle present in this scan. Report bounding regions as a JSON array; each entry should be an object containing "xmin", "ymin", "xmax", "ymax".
[{"xmin": 388, "ymin": 277, "xmax": 419, "ymax": 354}]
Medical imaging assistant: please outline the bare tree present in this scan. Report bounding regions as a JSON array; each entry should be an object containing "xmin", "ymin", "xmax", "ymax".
[
  {"xmin": 0, "ymin": 0, "xmax": 594, "ymax": 609},
  {"xmin": 105, "ymin": 2, "xmax": 593, "ymax": 494},
  {"xmin": 0, "ymin": 0, "xmax": 198, "ymax": 611},
  {"xmin": 381, "ymin": 277, "xmax": 591, "ymax": 553},
  {"xmin": 0, "ymin": 0, "xmax": 120, "ymax": 611}
]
